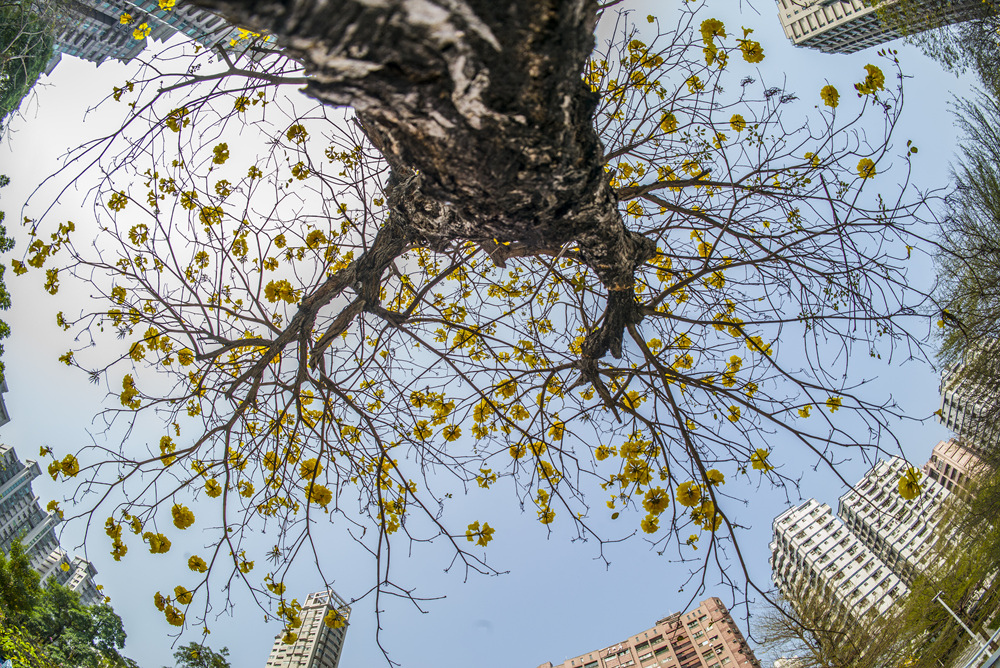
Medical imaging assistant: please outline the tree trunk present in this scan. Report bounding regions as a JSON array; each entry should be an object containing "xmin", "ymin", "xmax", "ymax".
[{"xmin": 189, "ymin": 0, "xmax": 654, "ymax": 362}]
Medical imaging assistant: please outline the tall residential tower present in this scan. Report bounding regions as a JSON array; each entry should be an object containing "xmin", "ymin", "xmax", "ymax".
[
  {"xmin": 0, "ymin": 444, "xmax": 101, "ymax": 605},
  {"xmin": 770, "ymin": 457, "xmax": 953, "ymax": 625},
  {"xmin": 775, "ymin": 0, "xmax": 993, "ymax": 54},
  {"xmin": 46, "ymin": 0, "xmax": 241, "ymax": 71},
  {"xmin": 265, "ymin": 589, "xmax": 351, "ymax": 668}
]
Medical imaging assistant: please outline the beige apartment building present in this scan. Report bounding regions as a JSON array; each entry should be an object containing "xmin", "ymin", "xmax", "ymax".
[
  {"xmin": 535, "ymin": 597, "xmax": 761, "ymax": 668},
  {"xmin": 923, "ymin": 438, "xmax": 983, "ymax": 498}
]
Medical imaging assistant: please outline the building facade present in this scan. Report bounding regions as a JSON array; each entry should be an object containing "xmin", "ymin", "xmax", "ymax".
[
  {"xmin": 938, "ymin": 343, "xmax": 1000, "ymax": 451},
  {"xmin": 770, "ymin": 456, "xmax": 955, "ymax": 629},
  {"xmin": 265, "ymin": 589, "xmax": 350, "ymax": 668},
  {"xmin": 0, "ymin": 444, "xmax": 101, "ymax": 606},
  {"xmin": 775, "ymin": 0, "xmax": 993, "ymax": 54},
  {"xmin": 770, "ymin": 498, "xmax": 907, "ymax": 624},
  {"xmin": 923, "ymin": 438, "xmax": 982, "ymax": 498},
  {"xmin": 535, "ymin": 597, "xmax": 761, "ymax": 668},
  {"xmin": 46, "ymin": 0, "xmax": 241, "ymax": 71},
  {"xmin": 838, "ymin": 457, "xmax": 952, "ymax": 586}
]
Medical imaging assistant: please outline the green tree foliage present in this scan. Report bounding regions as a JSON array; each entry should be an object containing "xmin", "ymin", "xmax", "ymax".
[
  {"xmin": 167, "ymin": 642, "xmax": 231, "ymax": 668},
  {"xmin": 933, "ymin": 91, "xmax": 1000, "ymax": 446},
  {"xmin": 0, "ymin": 174, "xmax": 15, "ymax": 381},
  {"xmin": 0, "ymin": 537, "xmax": 41, "ymax": 624},
  {"xmin": 0, "ymin": 0, "xmax": 55, "ymax": 127},
  {"xmin": 914, "ymin": 6, "xmax": 1000, "ymax": 96},
  {"xmin": 0, "ymin": 620, "xmax": 56, "ymax": 668},
  {"xmin": 0, "ymin": 539, "xmax": 136, "ymax": 667},
  {"xmin": 23, "ymin": 580, "xmax": 136, "ymax": 668},
  {"xmin": 884, "ymin": 471, "xmax": 1000, "ymax": 668}
]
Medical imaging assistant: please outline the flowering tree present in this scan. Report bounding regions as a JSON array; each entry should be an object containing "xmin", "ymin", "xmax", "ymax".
[{"xmin": 17, "ymin": 0, "xmax": 936, "ymax": 652}]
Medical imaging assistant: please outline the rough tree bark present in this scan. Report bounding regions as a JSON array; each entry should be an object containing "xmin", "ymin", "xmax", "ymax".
[{"xmin": 188, "ymin": 0, "xmax": 653, "ymax": 379}]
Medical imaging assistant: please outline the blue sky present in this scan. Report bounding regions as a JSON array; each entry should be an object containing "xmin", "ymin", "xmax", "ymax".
[{"xmin": 0, "ymin": 1, "xmax": 969, "ymax": 666}]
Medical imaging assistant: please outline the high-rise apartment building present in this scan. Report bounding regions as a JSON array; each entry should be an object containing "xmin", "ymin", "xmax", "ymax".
[
  {"xmin": 839, "ymin": 457, "xmax": 952, "ymax": 586},
  {"xmin": 770, "ymin": 457, "xmax": 954, "ymax": 626},
  {"xmin": 775, "ymin": 0, "xmax": 992, "ymax": 54},
  {"xmin": 46, "ymin": 0, "xmax": 241, "ymax": 71},
  {"xmin": 938, "ymin": 341, "xmax": 1000, "ymax": 451},
  {"xmin": 923, "ymin": 438, "xmax": 982, "ymax": 498},
  {"xmin": 770, "ymin": 498, "xmax": 908, "ymax": 624},
  {"xmin": 0, "ymin": 379, "xmax": 11, "ymax": 429},
  {"xmin": 535, "ymin": 597, "xmax": 761, "ymax": 668},
  {"xmin": 265, "ymin": 589, "xmax": 350, "ymax": 668},
  {"xmin": 0, "ymin": 444, "xmax": 101, "ymax": 606}
]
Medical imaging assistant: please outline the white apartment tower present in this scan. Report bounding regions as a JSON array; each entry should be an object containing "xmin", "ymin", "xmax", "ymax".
[
  {"xmin": 770, "ymin": 498, "xmax": 908, "ymax": 624},
  {"xmin": 838, "ymin": 457, "xmax": 952, "ymax": 586},
  {"xmin": 938, "ymin": 342, "xmax": 1000, "ymax": 451},
  {"xmin": 0, "ymin": 444, "xmax": 101, "ymax": 605},
  {"xmin": 770, "ymin": 457, "xmax": 955, "ymax": 625},
  {"xmin": 775, "ymin": 0, "xmax": 993, "ymax": 55},
  {"xmin": 266, "ymin": 589, "xmax": 350, "ymax": 668}
]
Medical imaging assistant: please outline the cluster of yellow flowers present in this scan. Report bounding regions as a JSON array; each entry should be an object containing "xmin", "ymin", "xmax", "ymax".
[
  {"xmin": 46, "ymin": 454, "xmax": 79, "ymax": 480},
  {"xmin": 171, "ymin": 504, "xmax": 196, "ymax": 530},
  {"xmin": 898, "ymin": 467, "xmax": 922, "ymax": 500},
  {"xmin": 750, "ymin": 448, "xmax": 773, "ymax": 472},
  {"xmin": 155, "ymin": 591, "xmax": 185, "ymax": 626},
  {"xmin": 465, "ymin": 520, "xmax": 496, "ymax": 547}
]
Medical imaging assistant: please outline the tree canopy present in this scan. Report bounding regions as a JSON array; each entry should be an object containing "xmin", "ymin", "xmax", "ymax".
[
  {"xmin": 15, "ymin": 0, "xmax": 941, "ymax": 652},
  {"xmin": 0, "ymin": 0, "xmax": 55, "ymax": 127},
  {"xmin": 934, "ymin": 91, "xmax": 1000, "ymax": 364},
  {"xmin": 0, "ymin": 174, "xmax": 15, "ymax": 380},
  {"xmin": 0, "ymin": 540, "xmax": 136, "ymax": 667},
  {"xmin": 167, "ymin": 642, "xmax": 231, "ymax": 668}
]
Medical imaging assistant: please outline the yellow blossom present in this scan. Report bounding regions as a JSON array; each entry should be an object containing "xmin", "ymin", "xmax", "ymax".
[
  {"xmin": 642, "ymin": 487, "xmax": 670, "ymax": 514},
  {"xmin": 144, "ymin": 532, "xmax": 171, "ymax": 554},
  {"xmin": 857, "ymin": 158, "xmax": 876, "ymax": 180},
  {"xmin": 171, "ymin": 504, "xmax": 195, "ymax": 530},
  {"xmin": 174, "ymin": 585, "xmax": 193, "ymax": 605},
  {"xmin": 750, "ymin": 448, "xmax": 773, "ymax": 472},
  {"xmin": 706, "ymin": 469, "xmax": 725, "ymax": 486},
  {"xmin": 305, "ymin": 482, "xmax": 332, "ymax": 507},
  {"xmin": 898, "ymin": 467, "xmax": 922, "ymax": 500},
  {"xmin": 676, "ymin": 481, "xmax": 702, "ymax": 507},
  {"xmin": 465, "ymin": 520, "xmax": 495, "ymax": 547},
  {"xmin": 821, "ymin": 85, "xmax": 839, "ymax": 108},
  {"xmin": 205, "ymin": 479, "xmax": 222, "ymax": 498},
  {"xmin": 855, "ymin": 64, "xmax": 885, "ymax": 95}
]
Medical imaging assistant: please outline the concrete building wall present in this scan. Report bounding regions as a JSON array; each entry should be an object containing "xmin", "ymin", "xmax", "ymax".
[
  {"xmin": 48, "ymin": 0, "xmax": 243, "ymax": 69},
  {"xmin": 923, "ymin": 438, "xmax": 983, "ymax": 498},
  {"xmin": 839, "ymin": 457, "xmax": 952, "ymax": 586},
  {"xmin": 770, "ymin": 498, "xmax": 907, "ymax": 624},
  {"xmin": 535, "ymin": 598, "xmax": 761, "ymax": 668},
  {"xmin": 775, "ymin": 0, "xmax": 992, "ymax": 54},
  {"xmin": 939, "ymin": 344, "xmax": 1000, "ymax": 451},
  {"xmin": 0, "ymin": 444, "xmax": 102, "ymax": 605},
  {"xmin": 266, "ymin": 589, "xmax": 350, "ymax": 668}
]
